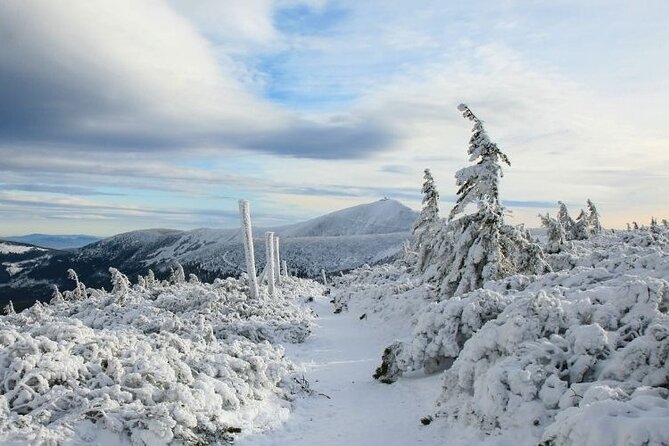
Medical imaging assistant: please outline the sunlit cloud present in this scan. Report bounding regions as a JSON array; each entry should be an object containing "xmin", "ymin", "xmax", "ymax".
[{"xmin": 0, "ymin": 0, "xmax": 667, "ymax": 235}]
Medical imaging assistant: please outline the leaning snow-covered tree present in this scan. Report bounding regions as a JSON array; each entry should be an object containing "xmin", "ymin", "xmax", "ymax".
[
  {"xmin": 424, "ymin": 104, "xmax": 548, "ymax": 297},
  {"xmin": 571, "ymin": 209, "xmax": 591, "ymax": 240},
  {"xmin": 539, "ymin": 212, "xmax": 567, "ymax": 253},
  {"xmin": 411, "ymin": 168, "xmax": 441, "ymax": 272},
  {"xmin": 586, "ymin": 198, "xmax": 602, "ymax": 234},
  {"xmin": 557, "ymin": 201, "xmax": 575, "ymax": 237}
]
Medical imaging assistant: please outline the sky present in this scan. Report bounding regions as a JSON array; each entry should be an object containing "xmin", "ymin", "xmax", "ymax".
[{"xmin": 0, "ymin": 0, "xmax": 668, "ymax": 236}]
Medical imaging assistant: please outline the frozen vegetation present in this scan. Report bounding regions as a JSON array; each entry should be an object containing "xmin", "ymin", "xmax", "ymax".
[
  {"xmin": 0, "ymin": 269, "xmax": 324, "ymax": 445},
  {"xmin": 327, "ymin": 105, "xmax": 669, "ymax": 446},
  {"xmin": 331, "ymin": 227, "xmax": 669, "ymax": 446}
]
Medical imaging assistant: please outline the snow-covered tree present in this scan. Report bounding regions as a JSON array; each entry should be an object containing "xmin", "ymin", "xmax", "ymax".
[
  {"xmin": 51, "ymin": 285, "xmax": 64, "ymax": 304},
  {"xmin": 4, "ymin": 300, "xmax": 15, "ymax": 315},
  {"xmin": 557, "ymin": 201, "xmax": 575, "ymax": 236},
  {"xmin": 65, "ymin": 269, "xmax": 87, "ymax": 300},
  {"xmin": 109, "ymin": 267, "xmax": 131, "ymax": 299},
  {"xmin": 412, "ymin": 168, "xmax": 440, "ymax": 272},
  {"xmin": 586, "ymin": 199, "xmax": 602, "ymax": 234},
  {"xmin": 170, "ymin": 263, "xmax": 186, "ymax": 284},
  {"xmin": 539, "ymin": 213, "xmax": 567, "ymax": 253},
  {"xmin": 428, "ymin": 104, "xmax": 547, "ymax": 297},
  {"xmin": 572, "ymin": 209, "xmax": 590, "ymax": 240}
]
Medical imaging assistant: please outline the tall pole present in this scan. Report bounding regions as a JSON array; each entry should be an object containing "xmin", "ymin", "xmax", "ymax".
[
  {"xmin": 282, "ymin": 260, "xmax": 288, "ymax": 277},
  {"xmin": 238, "ymin": 200, "xmax": 258, "ymax": 299},
  {"xmin": 273, "ymin": 235, "xmax": 281, "ymax": 283},
  {"xmin": 265, "ymin": 231, "xmax": 276, "ymax": 297}
]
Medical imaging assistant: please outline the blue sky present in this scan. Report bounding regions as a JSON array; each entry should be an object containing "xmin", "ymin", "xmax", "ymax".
[{"xmin": 0, "ymin": 0, "xmax": 668, "ymax": 235}]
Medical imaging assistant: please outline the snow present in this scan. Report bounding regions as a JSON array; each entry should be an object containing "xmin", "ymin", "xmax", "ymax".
[
  {"xmin": 236, "ymin": 296, "xmax": 448, "ymax": 446},
  {"xmin": 2, "ymin": 223, "xmax": 669, "ymax": 445},
  {"xmin": 323, "ymin": 227, "xmax": 669, "ymax": 446},
  {"xmin": 2, "ymin": 262, "xmax": 23, "ymax": 276},
  {"xmin": 0, "ymin": 272, "xmax": 324, "ymax": 445},
  {"xmin": 0, "ymin": 243, "xmax": 42, "ymax": 255}
]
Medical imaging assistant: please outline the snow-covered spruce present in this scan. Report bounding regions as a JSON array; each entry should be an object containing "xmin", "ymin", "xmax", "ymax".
[
  {"xmin": 0, "ymin": 270, "xmax": 323, "ymax": 445},
  {"xmin": 418, "ymin": 104, "xmax": 548, "ymax": 298}
]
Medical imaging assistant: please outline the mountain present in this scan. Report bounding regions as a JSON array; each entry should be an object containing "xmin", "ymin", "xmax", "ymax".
[
  {"xmin": 1, "ymin": 200, "xmax": 417, "ymax": 310},
  {"xmin": 277, "ymin": 198, "xmax": 417, "ymax": 237},
  {"xmin": 1, "ymin": 234, "xmax": 102, "ymax": 249}
]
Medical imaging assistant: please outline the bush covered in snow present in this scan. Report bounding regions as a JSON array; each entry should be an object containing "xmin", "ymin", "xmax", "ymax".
[
  {"xmin": 333, "ymin": 223, "xmax": 669, "ymax": 445},
  {"xmin": 0, "ymin": 269, "xmax": 323, "ymax": 445}
]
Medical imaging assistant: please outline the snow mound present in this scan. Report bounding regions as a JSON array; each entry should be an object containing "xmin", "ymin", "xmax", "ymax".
[{"xmin": 0, "ymin": 272, "xmax": 323, "ymax": 445}]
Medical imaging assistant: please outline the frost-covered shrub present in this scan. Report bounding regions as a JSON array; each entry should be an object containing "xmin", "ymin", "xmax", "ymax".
[
  {"xmin": 330, "ymin": 264, "xmax": 431, "ymax": 320},
  {"xmin": 436, "ymin": 275, "xmax": 668, "ymax": 435},
  {"xmin": 539, "ymin": 387, "xmax": 669, "ymax": 446},
  {"xmin": 0, "ymin": 272, "xmax": 322, "ymax": 445},
  {"xmin": 353, "ymin": 224, "xmax": 669, "ymax": 444},
  {"xmin": 374, "ymin": 289, "xmax": 513, "ymax": 383}
]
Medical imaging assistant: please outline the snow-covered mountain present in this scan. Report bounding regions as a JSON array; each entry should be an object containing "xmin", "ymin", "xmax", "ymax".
[
  {"xmin": 1, "ymin": 234, "xmax": 102, "ymax": 249},
  {"xmin": 1, "ymin": 200, "xmax": 416, "ymax": 310},
  {"xmin": 277, "ymin": 198, "xmax": 416, "ymax": 237}
]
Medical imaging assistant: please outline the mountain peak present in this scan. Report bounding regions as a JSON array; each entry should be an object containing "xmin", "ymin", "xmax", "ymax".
[{"xmin": 277, "ymin": 199, "xmax": 417, "ymax": 238}]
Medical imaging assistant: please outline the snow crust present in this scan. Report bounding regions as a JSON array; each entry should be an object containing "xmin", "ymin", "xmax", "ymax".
[{"xmin": 0, "ymin": 272, "xmax": 323, "ymax": 445}]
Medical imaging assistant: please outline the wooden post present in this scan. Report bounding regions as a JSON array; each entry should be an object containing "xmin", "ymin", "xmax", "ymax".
[
  {"xmin": 238, "ymin": 200, "xmax": 258, "ymax": 299},
  {"xmin": 273, "ymin": 236, "xmax": 281, "ymax": 283},
  {"xmin": 265, "ymin": 231, "xmax": 276, "ymax": 297}
]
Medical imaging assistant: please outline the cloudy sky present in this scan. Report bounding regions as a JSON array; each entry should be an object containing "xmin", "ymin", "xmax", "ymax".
[{"xmin": 1, "ymin": 0, "xmax": 667, "ymax": 235}]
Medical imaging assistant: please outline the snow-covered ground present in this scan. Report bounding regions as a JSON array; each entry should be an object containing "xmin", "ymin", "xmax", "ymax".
[
  {"xmin": 2, "ymin": 226, "xmax": 668, "ymax": 446},
  {"xmin": 237, "ymin": 296, "xmax": 447, "ymax": 446},
  {"xmin": 0, "ymin": 243, "xmax": 43, "ymax": 255},
  {"xmin": 0, "ymin": 271, "xmax": 324, "ymax": 445}
]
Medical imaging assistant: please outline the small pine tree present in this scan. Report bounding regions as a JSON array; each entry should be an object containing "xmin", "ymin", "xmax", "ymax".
[
  {"xmin": 146, "ymin": 269, "xmax": 157, "ymax": 287},
  {"xmin": 66, "ymin": 269, "xmax": 87, "ymax": 300},
  {"xmin": 170, "ymin": 263, "xmax": 186, "ymax": 284},
  {"xmin": 51, "ymin": 285, "xmax": 64, "ymax": 304},
  {"xmin": 633, "ymin": 221, "xmax": 639, "ymax": 230},
  {"xmin": 539, "ymin": 213, "xmax": 567, "ymax": 253},
  {"xmin": 109, "ymin": 267, "xmax": 130, "ymax": 299},
  {"xmin": 586, "ymin": 199, "xmax": 602, "ymax": 234},
  {"xmin": 557, "ymin": 201, "xmax": 575, "ymax": 238},
  {"xmin": 662, "ymin": 219, "xmax": 668, "ymax": 228},
  {"xmin": 413, "ymin": 168, "xmax": 440, "ymax": 272},
  {"xmin": 626, "ymin": 223, "xmax": 631, "ymax": 231},
  {"xmin": 4, "ymin": 300, "xmax": 15, "ymax": 315},
  {"xmin": 572, "ymin": 209, "xmax": 590, "ymax": 240}
]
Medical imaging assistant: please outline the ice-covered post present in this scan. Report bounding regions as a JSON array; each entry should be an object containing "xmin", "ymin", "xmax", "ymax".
[
  {"xmin": 239, "ymin": 200, "xmax": 259, "ymax": 299},
  {"xmin": 321, "ymin": 269, "xmax": 327, "ymax": 285},
  {"xmin": 273, "ymin": 236, "xmax": 281, "ymax": 284},
  {"xmin": 282, "ymin": 260, "xmax": 288, "ymax": 277},
  {"xmin": 265, "ymin": 231, "xmax": 276, "ymax": 297}
]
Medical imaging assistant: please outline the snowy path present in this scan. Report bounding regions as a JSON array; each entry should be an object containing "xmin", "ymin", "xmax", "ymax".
[{"xmin": 237, "ymin": 296, "xmax": 448, "ymax": 446}]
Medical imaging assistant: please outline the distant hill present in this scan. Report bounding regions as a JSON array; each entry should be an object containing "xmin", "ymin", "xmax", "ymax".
[
  {"xmin": 0, "ymin": 199, "xmax": 417, "ymax": 310},
  {"xmin": 2, "ymin": 234, "xmax": 102, "ymax": 249}
]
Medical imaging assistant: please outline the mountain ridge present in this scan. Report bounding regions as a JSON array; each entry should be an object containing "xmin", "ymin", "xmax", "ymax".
[{"xmin": 1, "ymin": 199, "xmax": 417, "ymax": 310}]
